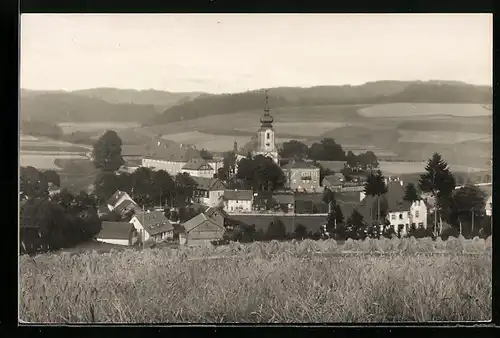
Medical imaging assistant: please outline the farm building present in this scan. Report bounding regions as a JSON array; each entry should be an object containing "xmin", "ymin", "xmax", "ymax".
[
  {"xmin": 130, "ymin": 211, "xmax": 174, "ymax": 243},
  {"xmin": 272, "ymin": 193, "xmax": 295, "ymax": 213},
  {"xmin": 204, "ymin": 206, "xmax": 228, "ymax": 228},
  {"xmin": 181, "ymin": 158, "xmax": 214, "ymax": 178},
  {"xmin": 96, "ymin": 221, "xmax": 134, "ymax": 246},
  {"xmin": 180, "ymin": 212, "xmax": 226, "ymax": 246},
  {"xmin": 107, "ymin": 190, "xmax": 135, "ymax": 211},
  {"xmin": 321, "ymin": 174, "xmax": 344, "ymax": 191},
  {"xmin": 141, "ymin": 140, "xmax": 223, "ymax": 177},
  {"xmin": 282, "ymin": 160, "xmax": 322, "ymax": 193},
  {"xmin": 114, "ymin": 199, "xmax": 142, "ymax": 219},
  {"xmin": 191, "ymin": 176, "xmax": 227, "ymax": 207},
  {"xmin": 223, "ymin": 189, "xmax": 254, "ymax": 213},
  {"xmin": 228, "ymin": 214, "xmax": 326, "ymax": 236}
]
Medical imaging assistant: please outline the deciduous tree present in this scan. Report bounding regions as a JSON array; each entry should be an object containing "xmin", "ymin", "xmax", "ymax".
[{"xmin": 92, "ymin": 130, "xmax": 124, "ymax": 172}]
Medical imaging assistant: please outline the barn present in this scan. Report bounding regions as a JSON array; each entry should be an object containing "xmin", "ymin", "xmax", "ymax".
[
  {"xmin": 181, "ymin": 213, "xmax": 226, "ymax": 246},
  {"xmin": 96, "ymin": 221, "xmax": 134, "ymax": 246}
]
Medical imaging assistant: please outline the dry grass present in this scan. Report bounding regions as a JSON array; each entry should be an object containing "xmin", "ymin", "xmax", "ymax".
[{"xmin": 19, "ymin": 237, "xmax": 491, "ymax": 323}]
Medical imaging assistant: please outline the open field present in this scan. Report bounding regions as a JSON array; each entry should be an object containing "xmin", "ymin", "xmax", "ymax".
[
  {"xmin": 378, "ymin": 161, "xmax": 487, "ymax": 175},
  {"xmin": 58, "ymin": 122, "xmax": 142, "ymax": 134},
  {"xmin": 19, "ymin": 237, "xmax": 491, "ymax": 323},
  {"xmin": 20, "ymin": 154, "xmax": 87, "ymax": 171},
  {"xmin": 358, "ymin": 103, "xmax": 492, "ymax": 118},
  {"xmin": 398, "ymin": 130, "xmax": 490, "ymax": 144}
]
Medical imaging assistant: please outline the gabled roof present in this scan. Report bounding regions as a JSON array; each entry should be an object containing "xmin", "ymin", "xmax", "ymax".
[
  {"xmin": 132, "ymin": 211, "xmax": 174, "ymax": 235},
  {"xmin": 204, "ymin": 206, "xmax": 228, "ymax": 220},
  {"xmin": 272, "ymin": 193, "xmax": 295, "ymax": 205},
  {"xmin": 143, "ymin": 144, "xmax": 202, "ymax": 163},
  {"xmin": 385, "ymin": 181, "xmax": 411, "ymax": 213},
  {"xmin": 282, "ymin": 160, "xmax": 318, "ymax": 170},
  {"xmin": 47, "ymin": 182, "xmax": 60, "ymax": 192},
  {"xmin": 317, "ymin": 161, "xmax": 346, "ymax": 172},
  {"xmin": 322, "ymin": 174, "xmax": 344, "ymax": 187},
  {"xmin": 223, "ymin": 189, "xmax": 254, "ymax": 201},
  {"xmin": 121, "ymin": 145, "xmax": 151, "ymax": 157},
  {"xmin": 114, "ymin": 199, "xmax": 141, "ymax": 215},
  {"xmin": 182, "ymin": 213, "xmax": 224, "ymax": 233},
  {"xmin": 192, "ymin": 177, "xmax": 227, "ymax": 191},
  {"xmin": 98, "ymin": 222, "xmax": 133, "ymax": 240},
  {"xmin": 107, "ymin": 190, "xmax": 131, "ymax": 207},
  {"xmin": 182, "ymin": 158, "xmax": 214, "ymax": 171}
]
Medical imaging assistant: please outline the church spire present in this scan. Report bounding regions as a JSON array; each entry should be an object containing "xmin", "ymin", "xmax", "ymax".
[{"xmin": 260, "ymin": 89, "xmax": 274, "ymax": 127}]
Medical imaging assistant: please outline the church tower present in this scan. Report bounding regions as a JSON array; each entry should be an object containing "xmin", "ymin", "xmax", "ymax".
[{"xmin": 253, "ymin": 90, "xmax": 279, "ymax": 164}]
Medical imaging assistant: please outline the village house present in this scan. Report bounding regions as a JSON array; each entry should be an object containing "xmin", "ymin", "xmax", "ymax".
[
  {"xmin": 191, "ymin": 176, "xmax": 227, "ymax": 207},
  {"xmin": 96, "ymin": 221, "xmax": 134, "ymax": 246},
  {"xmin": 180, "ymin": 212, "xmax": 226, "ymax": 246},
  {"xmin": 355, "ymin": 179, "xmax": 427, "ymax": 236},
  {"xmin": 321, "ymin": 173, "xmax": 345, "ymax": 191},
  {"xmin": 47, "ymin": 182, "xmax": 61, "ymax": 197},
  {"xmin": 181, "ymin": 158, "xmax": 214, "ymax": 178},
  {"xmin": 129, "ymin": 211, "xmax": 174, "ymax": 243},
  {"xmin": 203, "ymin": 206, "xmax": 228, "ymax": 228},
  {"xmin": 141, "ymin": 139, "xmax": 223, "ymax": 177},
  {"xmin": 107, "ymin": 190, "xmax": 135, "ymax": 212},
  {"xmin": 282, "ymin": 160, "xmax": 322, "ymax": 193},
  {"xmin": 223, "ymin": 189, "xmax": 254, "ymax": 213},
  {"xmin": 114, "ymin": 199, "xmax": 142, "ymax": 219}
]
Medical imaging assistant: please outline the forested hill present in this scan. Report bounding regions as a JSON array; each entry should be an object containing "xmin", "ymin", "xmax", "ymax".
[
  {"xmin": 20, "ymin": 88, "xmax": 206, "ymax": 123},
  {"xmin": 147, "ymin": 81, "xmax": 492, "ymax": 125}
]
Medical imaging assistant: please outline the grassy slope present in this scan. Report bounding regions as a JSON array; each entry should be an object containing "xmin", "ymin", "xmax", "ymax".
[{"xmin": 19, "ymin": 238, "xmax": 492, "ymax": 323}]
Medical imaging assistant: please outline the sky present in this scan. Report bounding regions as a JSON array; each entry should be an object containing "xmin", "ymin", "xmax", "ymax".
[{"xmin": 20, "ymin": 14, "xmax": 492, "ymax": 94}]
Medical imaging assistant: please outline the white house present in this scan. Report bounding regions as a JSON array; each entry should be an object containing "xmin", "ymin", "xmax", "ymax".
[
  {"xmin": 181, "ymin": 158, "xmax": 214, "ymax": 178},
  {"xmin": 130, "ymin": 211, "xmax": 174, "ymax": 243},
  {"xmin": 47, "ymin": 182, "xmax": 61, "ymax": 197},
  {"xmin": 222, "ymin": 189, "xmax": 254, "ymax": 213},
  {"xmin": 486, "ymin": 195, "xmax": 492, "ymax": 216},
  {"xmin": 96, "ymin": 221, "xmax": 134, "ymax": 246},
  {"xmin": 107, "ymin": 190, "xmax": 135, "ymax": 211},
  {"xmin": 192, "ymin": 177, "xmax": 227, "ymax": 207},
  {"xmin": 386, "ymin": 199, "xmax": 428, "ymax": 236}
]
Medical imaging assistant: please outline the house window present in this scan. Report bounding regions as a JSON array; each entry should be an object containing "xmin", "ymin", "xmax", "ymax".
[
  {"xmin": 399, "ymin": 213, "xmax": 403, "ymax": 220},
  {"xmin": 266, "ymin": 133, "xmax": 270, "ymax": 139},
  {"xmin": 391, "ymin": 214, "xmax": 396, "ymax": 220},
  {"xmin": 415, "ymin": 210, "xmax": 419, "ymax": 218},
  {"xmin": 407, "ymin": 212, "xmax": 411, "ymax": 217}
]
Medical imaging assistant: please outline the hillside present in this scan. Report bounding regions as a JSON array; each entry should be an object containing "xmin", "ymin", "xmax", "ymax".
[
  {"xmin": 148, "ymin": 81, "xmax": 492, "ymax": 125},
  {"xmin": 20, "ymin": 92, "xmax": 161, "ymax": 123},
  {"xmin": 72, "ymin": 87, "xmax": 207, "ymax": 109}
]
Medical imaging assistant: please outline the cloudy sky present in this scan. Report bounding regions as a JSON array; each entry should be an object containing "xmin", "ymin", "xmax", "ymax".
[{"xmin": 21, "ymin": 14, "xmax": 492, "ymax": 94}]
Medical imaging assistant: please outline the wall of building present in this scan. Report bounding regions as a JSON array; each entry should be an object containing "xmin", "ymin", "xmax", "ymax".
[
  {"xmin": 387, "ymin": 200, "xmax": 428, "ymax": 236},
  {"xmin": 182, "ymin": 168, "xmax": 214, "ymax": 178},
  {"xmin": 286, "ymin": 168, "xmax": 322, "ymax": 193},
  {"xmin": 142, "ymin": 158, "xmax": 185, "ymax": 176},
  {"xmin": 97, "ymin": 238, "xmax": 129, "ymax": 246},
  {"xmin": 225, "ymin": 199, "xmax": 253, "ymax": 213},
  {"xmin": 130, "ymin": 217, "xmax": 150, "ymax": 242},
  {"xmin": 207, "ymin": 160, "xmax": 224, "ymax": 175}
]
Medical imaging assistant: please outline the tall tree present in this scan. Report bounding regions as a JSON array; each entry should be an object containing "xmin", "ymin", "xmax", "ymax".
[
  {"xmin": 266, "ymin": 218, "xmax": 287, "ymax": 240},
  {"xmin": 174, "ymin": 173, "xmax": 198, "ymax": 207},
  {"xmin": 403, "ymin": 183, "xmax": 419, "ymax": 204},
  {"xmin": 346, "ymin": 209, "xmax": 366, "ymax": 240},
  {"xmin": 451, "ymin": 185, "xmax": 487, "ymax": 236},
  {"xmin": 322, "ymin": 188, "xmax": 336, "ymax": 214},
  {"xmin": 151, "ymin": 170, "xmax": 175, "ymax": 208},
  {"xmin": 419, "ymin": 153, "xmax": 456, "ymax": 234},
  {"xmin": 20, "ymin": 166, "xmax": 49, "ymax": 200},
  {"xmin": 93, "ymin": 172, "xmax": 120, "ymax": 202},
  {"xmin": 130, "ymin": 167, "xmax": 155, "ymax": 207},
  {"xmin": 279, "ymin": 140, "xmax": 309, "ymax": 160},
  {"xmin": 43, "ymin": 170, "xmax": 61, "ymax": 187},
  {"xmin": 236, "ymin": 155, "xmax": 285, "ymax": 192},
  {"xmin": 364, "ymin": 170, "xmax": 387, "ymax": 225},
  {"xmin": 293, "ymin": 224, "xmax": 308, "ymax": 240},
  {"xmin": 92, "ymin": 130, "xmax": 124, "ymax": 172}
]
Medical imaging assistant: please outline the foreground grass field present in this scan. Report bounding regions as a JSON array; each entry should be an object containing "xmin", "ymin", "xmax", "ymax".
[{"xmin": 19, "ymin": 237, "xmax": 491, "ymax": 323}]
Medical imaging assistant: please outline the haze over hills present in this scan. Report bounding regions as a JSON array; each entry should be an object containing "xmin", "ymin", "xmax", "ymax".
[
  {"xmin": 148, "ymin": 81, "xmax": 492, "ymax": 125},
  {"xmin": 20, "ymin": 88, "xmax": 207, "ymax": 123}
]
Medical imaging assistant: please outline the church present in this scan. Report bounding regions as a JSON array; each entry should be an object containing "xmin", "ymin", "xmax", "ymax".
[{"xmin": 235, "ymin": 90, "xmax": 280, "ymax": 165}]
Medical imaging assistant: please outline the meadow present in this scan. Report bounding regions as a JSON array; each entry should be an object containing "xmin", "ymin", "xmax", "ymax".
[
  {"xmin": 58, "ymin": 122, "xmax": 142, "ymax": 134},
  {"xmin": 19, "ymin": 237, "xmax": 491, "ymax": 323},
  {"xmin": 358, "ymin": 103, "xmax": 491, "ymax": 118}
]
